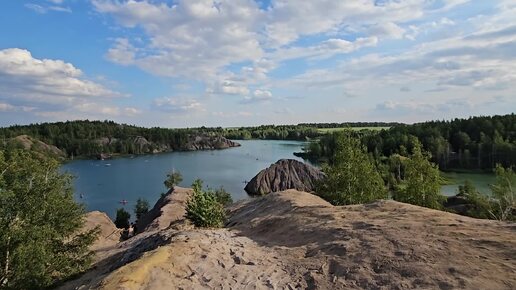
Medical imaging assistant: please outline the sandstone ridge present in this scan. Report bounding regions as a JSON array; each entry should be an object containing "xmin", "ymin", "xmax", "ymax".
[{"xmin": 60, "ymin": 188, "xmax": 516, "ymax": 290}]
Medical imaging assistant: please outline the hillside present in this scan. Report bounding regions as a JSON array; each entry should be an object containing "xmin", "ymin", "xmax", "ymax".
[
  {"xmin": 60, "ymin": 189, "xmax": 516, "ymax": 290},
  {"xmin": 0, "ymin": 120, "xmax": 239, "ymax": 158}
]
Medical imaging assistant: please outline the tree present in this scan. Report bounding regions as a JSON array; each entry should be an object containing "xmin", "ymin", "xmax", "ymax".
[
  {"xmin": 213, "ymin": 186, "xmax": 233, "ymax": 206},
  {"xmin": 456, "ymin": 180, "xmax": 492, "ymax": 219},
  {"xmin": 114, "ymin": 208, "xmax": 131, "ymax": 229},
  {"xmin": 0, "ymin": 149, "xmax": 97, "ymax": 289},
  {"xmin": 316, "ymin": 132, "xmax": 387, "ymax": 205},
  {"xmin": 134, "ymin": 198, "xmax": 150, "ymax": 221},
  {"xmin": 186, "ymin": 179, "xmax": 226, "ymax": 228},
  {"xmin": 393, "ymin": 141, "xmax": 445, "ymax": 209},
  {"xmin": 489, "ymin": 165, "xmax": 515, "ymax": 221},
  {"xmin": 164, "ymin": 170, "xmax": 183, "ymax": 190}
]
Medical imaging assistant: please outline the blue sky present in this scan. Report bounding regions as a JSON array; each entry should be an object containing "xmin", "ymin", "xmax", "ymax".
[{"xmin": 0, "ymin": 0, "xmax": 515, "ymax": 127}]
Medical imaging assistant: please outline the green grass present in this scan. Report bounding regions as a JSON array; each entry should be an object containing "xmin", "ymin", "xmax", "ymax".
[{"xmin": 317, "ymin": 127, "xmax": 390, "ymax": 133}]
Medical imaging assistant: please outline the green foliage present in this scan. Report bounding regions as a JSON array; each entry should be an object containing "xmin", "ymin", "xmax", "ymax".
[
  {"xmin": 316, "ymin": 132, "xmax": 388, "ymax": 205},
  {"xmin": 455, "ymin": 180, "xmax": 493, "ymax": 219},
  {"xmin": 213, "ymin": 186, "xmax": 233, "ymax": 206},
  {"xmin": 304, "ymin": 114, "xmax": 516, "ymax": 171},
  {"xmin": 186, "ymin": 179, "xmax": 226, "ymax": 228},
  {"xmin": 0, "ymin": 149, "xmax": 97, "ymax": 289},
  {"xmin": 489, "ymin": 165, "xmax": 515, "ymax": 221},
  {"xmin": 164, "ymin": 171, "xmax": 183, "ymax": 190},
  {"xmin": 0, "ymin": 120, "xmax": 195, "ymax": 157},
  {"xmin": 114, "ymin": 208, "xmax": 131, "ymax": 229},
  {"xmin": 134, "ymin": 198, "xmax": 150, "ymax": 221},
  {"xmin": 393, "ymin": 141, "xmax": 445, "ymax": 210}
]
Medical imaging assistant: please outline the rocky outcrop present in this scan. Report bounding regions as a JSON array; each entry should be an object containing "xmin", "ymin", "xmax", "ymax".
[
  {"xmin": 244, "ymin": 159, "xmax": 325, "ymax": 195},
  {"xmin": 9, "ymin": 135, "xmax": 65, "ymax": 159},
  {"xmin": 60, "ymin": 190, "xmax": 516, "ymax": 290},
  {"xmin": 82, "ymin": 211, "xmax": 121, "ymax": 254},
  {"xmin": 135, "ymin": 187, "xmax": 193, "ymax": 234},
  {"xmin": 183, "ymin": 135, "xmax": 240, "ymax": 151}
]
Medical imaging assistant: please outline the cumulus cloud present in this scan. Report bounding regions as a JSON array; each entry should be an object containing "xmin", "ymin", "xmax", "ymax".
[
  {"xmin": 241, "ymin": 89, "xmax": 273, "ymax": 104},
  {"xmin": 0, "ymin": 48, "xmax": 119, "ymax": 106},
  {"xmin": 206, "ymin": 80, "xmax": 250, "ymax": 96},
  {"xmin": 94, "ymin": 0, "xmax": 263, "ymax": 80},
  {"xmin": 0, "ymin": 48, "xmax": 139, "ymax": 120},
  {"xmin": 153, "ymin": 97, "xmax": 205, "ymax": 113}
]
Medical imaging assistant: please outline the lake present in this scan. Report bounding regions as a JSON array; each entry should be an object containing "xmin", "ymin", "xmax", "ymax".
[
  {"xmin": 440, "ymin": 172, "xmax": 495, "ymax": 197},
  {"xmin": 62, "ymin": 139, "xmax": 495, "ymax": 219},
  {"xmin": 62, "ymin": 140, "xmax": 308, "ymax": 218}
]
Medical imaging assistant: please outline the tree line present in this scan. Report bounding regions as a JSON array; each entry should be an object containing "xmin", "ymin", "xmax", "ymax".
[
  {"xmin": 0, "ymin": 120, "xmax": 197, "ymax": 157},
  {"xmin": 305, "ymin": 114, "xmax": 516, "ymax": 171}
]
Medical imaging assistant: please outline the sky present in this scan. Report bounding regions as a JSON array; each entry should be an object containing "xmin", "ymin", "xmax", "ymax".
[{"xmin": 0, "ymin": 0, "xmax": 515, "ymax": 128}]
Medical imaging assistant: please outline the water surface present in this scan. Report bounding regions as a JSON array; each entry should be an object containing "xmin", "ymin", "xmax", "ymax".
[
  {"xmin": 440, "ymin": 172, "xmax": 495, "ymax": 197},
  {"xmin": 62, "ymin": 140, "xmax": 306, "ymax": 218}
]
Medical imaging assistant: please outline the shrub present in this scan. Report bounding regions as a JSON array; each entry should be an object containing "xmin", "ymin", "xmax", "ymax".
[
  {"xmin": 164, "ymin": 170, "xmax": 183, "ymax": 190},
  {"xmin": 114, "ymin": 208, "xmax": 131, "ymax": 229},
  {"xmin": 213, "ymin": 186, "xmax": 233, "ymax": 206},
  {"xmin": 134, "ymin": 198, "xmax": 150, "ymax": 220},
  {"xmin": 455, "ymin": 180, "xmax": 493, "ymax": 219},
  {"xmin": 186, "ymin": 179, "xmax": 226, "ymax": 228},
  {"xmin": 489, "ymin": 165, "xmax": 515, "ymax": 221}
]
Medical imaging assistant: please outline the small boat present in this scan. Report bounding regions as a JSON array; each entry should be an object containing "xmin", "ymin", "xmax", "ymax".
[
  {"xmin": 80, "ymin": 193, "xmax": 84, "ymax": 199},
  {"xmin": 104, "ymin": 163, "xmax": 111, "ymax": 167},
  {"xmin": 119, "ymin": 200, "xmax": 128, "ymax": 205}
]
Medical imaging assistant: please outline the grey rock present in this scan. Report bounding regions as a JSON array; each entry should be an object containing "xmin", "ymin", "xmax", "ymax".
[{"xmin": 244, "ymin": 159, "xmax": 325, "ymax": 196}]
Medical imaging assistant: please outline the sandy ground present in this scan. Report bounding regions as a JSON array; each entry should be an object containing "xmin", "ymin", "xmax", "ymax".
[{"xmin": 60, "ymin": 190, "xmax": 516, "ymax": 290}]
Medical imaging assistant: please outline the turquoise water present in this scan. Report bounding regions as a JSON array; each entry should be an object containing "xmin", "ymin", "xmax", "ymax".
[
  {"xmin": 440, "ymin": 172, "xmax": 495, "ymax": 197},
  {"xmin": 61, "ymin": 140, "xmax": 307, "ymax": 218}
]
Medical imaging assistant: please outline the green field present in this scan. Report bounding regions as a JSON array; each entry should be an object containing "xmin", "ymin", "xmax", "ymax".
[{"xmin": 317, "ymin": 127, "xmax": 390, "ymax": 133}]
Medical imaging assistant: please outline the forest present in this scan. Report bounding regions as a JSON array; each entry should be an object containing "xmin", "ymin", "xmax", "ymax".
[
  {"xmin": 306, "ymin": 114, "xmax": 516, "ymax": 171},
  {"xmin": 0, "ymin": 120, "xmax": 194, "ymax": 157}
]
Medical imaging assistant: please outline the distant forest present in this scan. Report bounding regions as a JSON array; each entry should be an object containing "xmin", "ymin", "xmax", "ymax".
[
  {"xmin": 223, "ymin": 122, "xmax": 398, "ymax": 140},
  {"xmin": 1, "ymin": 115, "xmax": 514, "ymax": 170},
  {"xmin": 0, "ymin": 120, "xmax": 194, "ymax": 157},
  {"xmin": 306, "ymin": 114, "xmax": 516, "ymax": 170}
]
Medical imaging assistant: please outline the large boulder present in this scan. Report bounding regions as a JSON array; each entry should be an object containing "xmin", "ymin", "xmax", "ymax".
[{"xmin": 244, "ymin": 159, "xmax": 325, "ymax": 196}]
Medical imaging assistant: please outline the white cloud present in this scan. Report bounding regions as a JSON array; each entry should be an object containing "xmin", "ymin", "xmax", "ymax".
[
  {"xmin": 0, "ymin": 102, "xmax": 15, "ymax": 112},
  {"xmin": 0, "ymin": 48, "xmax": 136, "ymax": 121},
  {"xmin": 241, "ymin": 89, "xmax": 273, "ymax": 104},
  {"xmin": 0, "ymin": 48, "xmax": 120, "ymax": 106},
  {"xmin": 25, "ymin": 3, "xmax": 71, "ymax": 13},
  {"xmin": 94, "ymin": 0, "xmax": 264, "ymax": 80},
  {"xmin": 207, "ymin": 80, "xmax": 250, "ymax": 96},
  {"xmin": 153, "ymin": 97, "xmax": 205, "ymax": 113}
]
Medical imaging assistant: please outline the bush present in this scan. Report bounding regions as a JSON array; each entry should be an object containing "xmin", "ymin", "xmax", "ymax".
[
  {"xmin": 114, "ymin": 208, "xmax": 131, "ymax": 229},
  {"xmin": 164, "ymin": 170, "xmax": 183, "ymax": 190},
  {"xmin": 489, "ymin": 165, "xmax": 515, "ymax": 221},
  {"xmin": 186, "ymin": 179, "xmax": 226, "ymax": 228},
  {"xmin": 316, "ymin": 131, "xmax": 387, "ymax": 205},
  {"xmin": 455, "ymin": 180, "xmax": 493, "ymax": 219},
  {"xmin": 134, "ymin": 198, "xmax": 150, "ymax": 220},
  {"xmin": 213, "ymin": 186, "xmax": 233, "ymax": 206}
]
